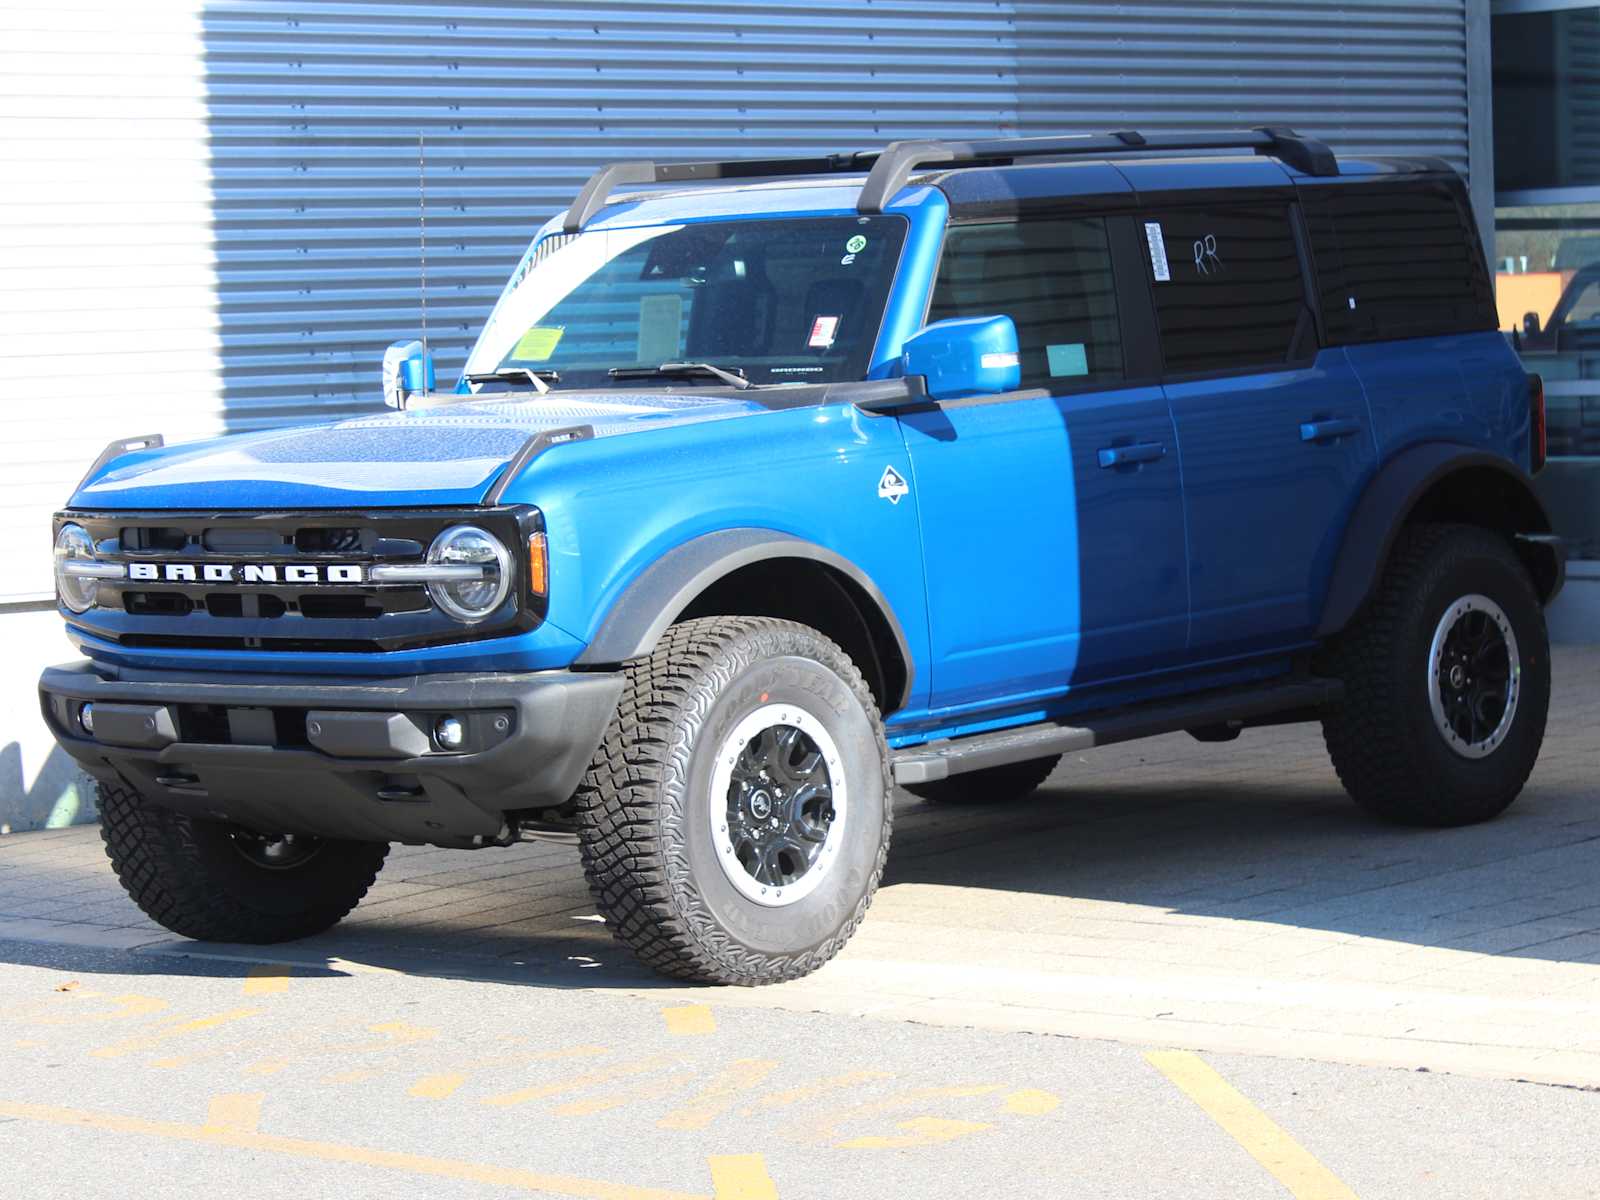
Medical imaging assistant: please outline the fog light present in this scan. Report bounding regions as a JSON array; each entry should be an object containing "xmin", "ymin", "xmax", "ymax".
[
  {"xmin": 78, "ymin": 703, "xmax": 95, "ymax": 735},
  {"xmin": 434, "ymin": 715, "xmax": 465, "ymax": 751}
]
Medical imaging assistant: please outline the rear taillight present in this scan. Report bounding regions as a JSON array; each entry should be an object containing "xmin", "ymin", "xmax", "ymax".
[{"xmin": 1530, "ymin": 373, "xmax": 1547, "ymax": 473}]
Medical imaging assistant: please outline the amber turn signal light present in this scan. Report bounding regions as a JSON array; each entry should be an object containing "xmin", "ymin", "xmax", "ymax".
[{"xmin": 527, "ymin": 530, "xmax": 549, "ymax": 598}]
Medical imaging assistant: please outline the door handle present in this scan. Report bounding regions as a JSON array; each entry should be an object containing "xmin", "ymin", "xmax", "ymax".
[
  {"xmin": 1097, "ymin": 442, "xmax": 1166, "ymax": 468},
  {"xmin": 1300, "ymin": 417, "xmax": 1361, "ymax": 443}
]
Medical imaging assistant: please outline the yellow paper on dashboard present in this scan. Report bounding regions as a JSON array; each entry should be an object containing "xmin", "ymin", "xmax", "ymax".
[{"xmin": 512, "ymin": 326, "xmax": 564, "ymax": 361}]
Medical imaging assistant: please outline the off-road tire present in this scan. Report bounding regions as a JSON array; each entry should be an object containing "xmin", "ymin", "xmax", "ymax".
[
  {"xmin": 98, "ymin": 782, "xmax": 388, "ymax": 942},
  {"xmin": 575, "ymin": 616, "xmax": 892, "ymax": 986},
  {"xmin": 903, "ymin": 755, "xmax": 1062, "ymax": 804},
  {"xmin": 1320, "ymin": 523, "xmax": 1550, "ymax": 827}
]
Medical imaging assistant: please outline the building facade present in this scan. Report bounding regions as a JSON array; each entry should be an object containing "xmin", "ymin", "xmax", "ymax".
[
  {"xmin": 0, "ymin": 0, "xmax": 1569, "ymax": 829},
  {"xmin": 1491, "ymin": 0, "xmax": 1600, "ymax": 629}
]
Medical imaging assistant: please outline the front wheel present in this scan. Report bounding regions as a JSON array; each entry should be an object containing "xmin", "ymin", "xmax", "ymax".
[
  {"xmin": 575, "ymin": 616, "xmax": 892, "ymax": 985},
  {"xmin": 98, "ymin": 783, "xmax": 388, "ymax": 942},
  {"xmin": 1320, "ymin": 523, "xmax": 1551, "ymax": 827}
]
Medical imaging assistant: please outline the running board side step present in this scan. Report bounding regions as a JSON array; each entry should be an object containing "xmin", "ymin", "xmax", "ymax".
[{"xmin": 891, "ymin": 677, "xmax": 1342, "ymax": 785}]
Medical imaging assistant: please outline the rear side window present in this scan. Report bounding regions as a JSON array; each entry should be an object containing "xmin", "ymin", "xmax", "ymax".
[
  {"xmin": 1304, "ymin": 180, "xmax": 1497, "ymax": 343},
  {"xmin": 1141, "ymin": 205, "xmax": 1310, "ymax": 375},
  {"xmin": 928, "ymin": 217, "xmax": 1123, "ymax": 392}
]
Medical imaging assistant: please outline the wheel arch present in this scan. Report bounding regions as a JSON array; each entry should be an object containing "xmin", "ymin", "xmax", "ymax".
[
  {"xmin": 1317, "ymin": 443, "xmax": 1564, "ymax": 638},
  {"xmin": 574, "ymin": 529, "xmax": 915, "ymax": 713}
]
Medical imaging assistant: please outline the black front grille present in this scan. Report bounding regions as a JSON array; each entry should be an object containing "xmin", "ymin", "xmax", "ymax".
[{"xmin": 58, "ymin": 506, "xmax": 541, "ymax": 653}]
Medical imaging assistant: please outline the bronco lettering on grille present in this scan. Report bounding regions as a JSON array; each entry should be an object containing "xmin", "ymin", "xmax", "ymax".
[{"xmin": 126, "ymin": 562, "xmax": 367, "ymax": 585}]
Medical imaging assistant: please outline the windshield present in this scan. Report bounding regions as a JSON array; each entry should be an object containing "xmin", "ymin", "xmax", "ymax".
[{"xmin": 463, "ymin": 214, "xmax": 908, "ymax": 389}]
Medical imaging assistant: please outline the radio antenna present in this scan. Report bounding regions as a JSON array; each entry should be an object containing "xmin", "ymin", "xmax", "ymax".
[{"xmin": 418, "ymin": 130, "xmax": 429, "ymax": 394}]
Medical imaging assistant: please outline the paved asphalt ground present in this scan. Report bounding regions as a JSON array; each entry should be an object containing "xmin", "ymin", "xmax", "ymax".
[{"xmin": 2, "ymin": 646, "xmax": 1598, "ymax": 1198}]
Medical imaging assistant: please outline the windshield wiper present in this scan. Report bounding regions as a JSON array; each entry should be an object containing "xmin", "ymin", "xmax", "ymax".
[
  {"xmin": 608, "ymin": 362, "xmax": 752, "ymax": 390},
  {"xmin": 465, "ymin": 368, "xmax": 557, "ymax": 395}
]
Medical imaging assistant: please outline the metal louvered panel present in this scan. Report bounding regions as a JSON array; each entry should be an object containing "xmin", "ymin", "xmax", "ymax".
[
  {"xmin": 198, "ymin": 0, "xmax": 1023, "ymax": 431},
  {"xmin": 1013, "ymin": 1, "xmax": 1471, "ymax": 166}
]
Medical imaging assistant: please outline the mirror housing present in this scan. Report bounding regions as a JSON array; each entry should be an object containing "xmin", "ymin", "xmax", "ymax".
[
  {"xmin": 1523, "ymin": 311, "xmax": 1543, "ymax": 338},
  {"xmin": 901, "ymin": 316, "xmax": 1021, "ymax": 401},
  {"xmin": 382, "ymin": 339, "xmax": 436, "ymax": 410}
]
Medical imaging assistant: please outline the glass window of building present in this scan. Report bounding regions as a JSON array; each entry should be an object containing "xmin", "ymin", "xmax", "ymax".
[{"xmin": 1493, "ymin": 1, "xmax": 1600, "ymax": 559}]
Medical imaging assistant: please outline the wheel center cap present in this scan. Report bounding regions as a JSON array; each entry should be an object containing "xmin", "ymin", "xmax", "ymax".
[
  {"xmin": 748, "ymin": 790, "xmax": 773, "ymax": 821},
  {"xmin": 1448, "ymin": 664, "xmax": 1466, "ymax": 689}
]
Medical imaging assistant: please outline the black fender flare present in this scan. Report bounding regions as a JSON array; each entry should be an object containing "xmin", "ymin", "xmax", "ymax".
[
  {"xmin": 574, "ymin": 529, "xmax": 915, "ymax": 708},
  {"xmin": 1316, "ymin": 443, "xmax": 1563, "ymax": 638}
]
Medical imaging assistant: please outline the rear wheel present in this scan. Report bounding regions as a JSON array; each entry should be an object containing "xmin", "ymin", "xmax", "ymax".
[
  {"xmin": 98, "ymin": 782, "xmax": 388, "ymax": 942},
  {"xmin": 575, "ymin": 616, "xmax": 891, "ymax": 985},
  {"xmin": 1320, "ymin": 523, "xmax": 1550, "ymax": 827},
  {"xmin": 903, "ymin": 755, "xmax": 1061, "ymax": 805}
]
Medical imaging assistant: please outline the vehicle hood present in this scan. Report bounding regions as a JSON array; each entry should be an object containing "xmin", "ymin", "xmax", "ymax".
[{"xmin": 71, "ymin": 392, "xmax": 770, "ymax": 510}]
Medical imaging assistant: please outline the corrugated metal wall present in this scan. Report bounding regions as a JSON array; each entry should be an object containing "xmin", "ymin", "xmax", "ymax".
[
  {"xmin": 1, "ymin": 0, "xmax": 1472, "ymax": 601},
  {"xmin": 1014, "ymin": 1, "xmax": 1471, "ymax": 162}
]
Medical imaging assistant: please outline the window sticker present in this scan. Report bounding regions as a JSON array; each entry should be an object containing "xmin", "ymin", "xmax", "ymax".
[
  {"xmin": 1046, "ymin": 342, "xmax": 1089, "ymax": 378},
  {"xmin": 808, "ymin": 315, "xmax": 841, "ymax": 348},
  {"xmin": 845, "ymin": 234, "xmax": 868, "ymax": 254},
  {"xmin": 1144, "ymin": 221, "xmax": 1171, "ymax": 282},
  {"xmin": 512, "ymin": 326, "xmax": 564, "ymax": 361},
  {"xmin": 637, "ymin": 293, "xmax": 683, "ymax": 363}
]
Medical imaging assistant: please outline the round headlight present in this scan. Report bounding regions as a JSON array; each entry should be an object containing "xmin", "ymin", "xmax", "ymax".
[
  {"xmin": 54, "ymin": 524, "xmax": 100, "ymax": 613},
  {"xmin": 426, "ymin": 525, "xmax": 512, "ymax": 623}
]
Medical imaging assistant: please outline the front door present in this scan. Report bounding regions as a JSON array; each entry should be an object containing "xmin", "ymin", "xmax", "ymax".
[{"xmin": 900, "ymin": 214, "xmax": 1189, "ymax": 718}]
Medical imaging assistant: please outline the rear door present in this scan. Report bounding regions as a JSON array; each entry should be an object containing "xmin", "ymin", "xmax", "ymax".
[
  {"xmin": 899, "ymin": 212, "xmax": 1189, "ymax": 716},
  {"xmin": 1140, "ymin": 199, "xmax": 1377, "ymax": 657}
]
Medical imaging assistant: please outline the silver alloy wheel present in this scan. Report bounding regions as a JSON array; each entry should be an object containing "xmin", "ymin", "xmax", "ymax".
[
  {"xmin": 1427, "ymin": 593, "xmax": 1520, "ymax": 760},
  {"xmin": 708, "ymin": 702, "xmax": 847, "ymax": 908}
]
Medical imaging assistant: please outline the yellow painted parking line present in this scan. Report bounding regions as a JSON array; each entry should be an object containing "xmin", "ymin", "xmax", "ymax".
[
  {"xmin": 839, "ymin": 1115, "xmax": 992, "ymax": 1150},
  {"xmin": 795, "ymin": 1084, "xmax": 1000, "ymax": 1145},
  {"xmin": 92, "ymin": 1008, "xmax": 260, "ymax": 1059},
  {"xmin": 662, "ymin": 1005, "xmax": 716, "ymax": 1037},
  {"xmin": 754, "ymin": 1070, "xmax": 890, "ymax": 1111},
  {"xmin": 243, "ymin": 965, "xmax": 291, "ymax": 996},
  {"xmin": 483, "ymin": 1057, "xmax": 671, "ymax": 1108},
  {"xmin": 401, "ymin": 1046, "xmax": 608, "ymax": 1099},
  {"xmin": 409, "ymin": 1072, "xmax": 468, "ymax": 1100},
  {"xmin": 0, "ymin": 1098, "xmax": 709, "ymax": 1200},
  {"xmin": 205, "ymin": 1093, "xmax": 263, "ymax": 1134},
  {"xmin": 552, "ymin": 1072, "xmax": 690, "ymax": 1118},
  {"xmin": 707, "ymin": 1154, "xmax": 779, "ymax": 1200},
  {"xmin": 1145, "ymin": 1051, "xmax": 1360, "ymax": 1200},
  {"xmin": 658, "ymin": 1059, "xmax": 777, "ymax": 1132},
  {"xmin": 1001, "ymin": 1088, "xmax": 1060, "ymax": 1117}
]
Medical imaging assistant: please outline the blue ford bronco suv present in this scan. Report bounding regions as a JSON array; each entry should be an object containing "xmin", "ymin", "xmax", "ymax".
[{"xmin": 41, "ymin": 129, "xmax": 1563, "ymax": 985}]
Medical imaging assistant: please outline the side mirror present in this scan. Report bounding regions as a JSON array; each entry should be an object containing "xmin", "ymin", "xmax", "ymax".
[
  {"xmin": 382, "ymin": 339, "xmax": 435, "ymax": 410},
  {"xmin": 1523, "ymin": 312, "xmax": 1543, "ymax": 337},
  {"xmin": 901, "ymin": 316, "xmax": 1021, "ymax": 401}
]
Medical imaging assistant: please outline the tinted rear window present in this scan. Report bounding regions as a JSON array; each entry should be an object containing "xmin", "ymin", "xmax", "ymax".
[
  {"xmin": 1304, "ymin": 180, "xmax": 1496, "ymax": 344},
  {"xmin": 1141, "ymin": 204, "xmax": 1309, "ymax": 375}
]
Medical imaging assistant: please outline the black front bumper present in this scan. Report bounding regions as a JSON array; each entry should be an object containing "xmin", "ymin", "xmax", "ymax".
[{"xmin": 40, "ymin": 661, "xmax": 624, "ymax": 847}]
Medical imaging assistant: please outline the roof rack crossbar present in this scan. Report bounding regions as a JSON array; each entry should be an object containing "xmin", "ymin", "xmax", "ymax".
[
  {"xmin": 558, "ymin": 127, "xmax": 1339, "ymax": 231},
  {"xmin": 857, "ymin": 127, "xmax": 1338, "ymax": 213},
  {"xmin": 561, "ymin": 151, "xmax": 876, "ymax": 232}
]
